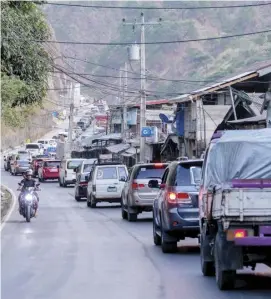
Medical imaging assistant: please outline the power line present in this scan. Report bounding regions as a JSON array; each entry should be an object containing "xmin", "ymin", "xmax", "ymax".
[
  {"xmin": 4, "ymin": 29, "xmax": 271, "ymax": 45},
  {"xmin": 46, "ymin": 2, "xmax": 271, "ymax": 10}
]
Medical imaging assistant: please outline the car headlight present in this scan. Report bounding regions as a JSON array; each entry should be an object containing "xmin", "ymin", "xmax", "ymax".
[{"xmin": 25, "ymin": 194, "xmax": 33, "ymax": 201}]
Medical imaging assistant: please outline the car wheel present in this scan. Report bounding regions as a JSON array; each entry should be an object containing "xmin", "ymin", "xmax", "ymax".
[
  {"xmin": 14, "ymin": 172, "xmax": 17, "ymax": 176},
  {"xmin": 87, "ymin": 195, "xmax": 92, "ymax": 207},
  {"xmin": 63, "ymin": 179, "xmax": 67, "ymax": 188},
  {"xmin": 90, "ymin": 195, "xmax": 96, "ymax": 208},
  {"xmin": 127, "ymin": 208, "xmax": 137, "ymax": 222},
  {"xmin": 121, "ymin": 196, "xmax": 128, "ymax": 220},
  {"xmin": 215, "ymin": 234, "xmax": 236, "ymax": 290},
  {"xmin": 153, "ymin": 214, "xmax": 161, "ymax": 246},
  {"xmin": 161, "ymin": 223, "xmax": 177, "ymax": 253},
  {"xmin": 200, "ymin": 235, "xmax": 215, "ymax": 276},
  {"xmin": 59, "ymin": 178, "xmax": 63, "ymax": 187}
]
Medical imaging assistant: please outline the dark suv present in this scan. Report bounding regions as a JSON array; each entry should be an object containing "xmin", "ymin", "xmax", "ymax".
[{"xmin": 152, "ymin": 159, "xmax": 203, "ymax": 253}]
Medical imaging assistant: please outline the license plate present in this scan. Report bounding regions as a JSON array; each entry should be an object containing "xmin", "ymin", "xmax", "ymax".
[
  {"xmin": 50, "ymin": 169, "xmax": 58, "ymax": 172},
  {"xmin": 107, "ymin": 187, "xmax": 117, "ymax": 192}
]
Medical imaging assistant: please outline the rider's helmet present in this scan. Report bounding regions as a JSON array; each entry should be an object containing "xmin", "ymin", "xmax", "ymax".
[{"xmin": 25, "ymin": 169, "xmax": 33, "ymax": 179}]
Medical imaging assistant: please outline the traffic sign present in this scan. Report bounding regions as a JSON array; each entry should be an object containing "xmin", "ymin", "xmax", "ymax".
[{"xmin": 141, "ymin": 127, "xmax": 153, "ymax": 137}]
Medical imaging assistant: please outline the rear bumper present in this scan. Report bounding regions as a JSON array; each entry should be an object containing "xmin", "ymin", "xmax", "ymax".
[
  {"xmin": 234, "ymin": 237, "xmax": 271, "ymax": 246},
  {"xmin": 43, "ymin": 173, "xmax": 59, "ymax": 179},
  {"xmin": 164, "ymin": 207, "xmax": 200, "ymax": 235},
  {"xmin": 15, "ymin": 168, "xmax": 29, "ymax": 174},
  {"xmin": 65, "ymin": 179, "xmax": 76, "ymax": 184},
  {"xmin": 131, "ymin": 194, "xmax": 156, "ymax": 208}
]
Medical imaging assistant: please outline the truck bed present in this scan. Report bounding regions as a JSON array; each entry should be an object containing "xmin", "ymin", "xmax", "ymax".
[{"xmin": 212, "ymin": 188, "xmax": 271, "ymax": 222}]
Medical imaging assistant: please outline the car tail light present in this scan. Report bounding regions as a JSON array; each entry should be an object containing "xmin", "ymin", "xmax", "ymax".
[
  {"xmin": 93, "ymin": 185, "xmax": 96, "ymax": 192},
  {"xmin": 166, "ymin": 192, "xmax": 192, "ymax": 204},
  {"xmin": 65, "ymin": 170, "xmax": 67, "ymax": 177},
  {"xmin": 132, "ymin": 181, "xmax": 145, "ymax": 190}
]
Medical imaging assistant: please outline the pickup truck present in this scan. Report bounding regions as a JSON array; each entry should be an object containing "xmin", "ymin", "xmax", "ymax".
[{"xmin": 199, "ymin": 129, "xmax": 271, "ymax": 290}]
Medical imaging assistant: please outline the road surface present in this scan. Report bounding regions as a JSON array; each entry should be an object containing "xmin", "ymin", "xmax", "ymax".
[{"xmin": 1, "ymin": 167, "xmax": 271, "ymax": 299}]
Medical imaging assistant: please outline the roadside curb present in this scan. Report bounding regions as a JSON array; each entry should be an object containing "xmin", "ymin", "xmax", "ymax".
[{"xmin": 1, "ymin": 185, "xmax": 16, "ymax": 231}]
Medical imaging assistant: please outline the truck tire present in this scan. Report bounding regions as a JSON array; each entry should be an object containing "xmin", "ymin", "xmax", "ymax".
[
  {"xmin": 161, "ymin": 224, "xmax": 177, "ymax": 253},
  {"xmin": 215, "ymin": 234, "xmax": 236, "ymax": 290},
  {"xmin": 59, "ymin": 178, "xmax": 63, "ymax": 187},
  {"xmin": 86, "ymin": 194, "xmax": 91, "ymax": 207},
  {"xmin": 200, "ymin": 235, "xmax": 215, "ymax": 276}
]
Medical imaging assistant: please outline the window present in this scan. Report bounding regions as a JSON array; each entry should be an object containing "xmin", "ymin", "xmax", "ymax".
[
  {"xmin": 96, "ymin": 167, "xmax": 118, "ymax": 180},
  {"xmin": 44, "ymin": 161, "xmax": 60, "ymax": 168},
  {"xmin": 83, "ymin": 164, "xmax": 93, "ymax": 172},
  {"xmin": 26, "ymin": 144, "xmax": 39, "ymax": 149},
  {"xmin": 174, "ymin": 164, "xmax": 202, "ymax": 186},
  {"xmin": 135, "ymin": 165, "xmax": 167, "ymax": 180},
  {"xmin": 161, "ymin": 168, "xmax": 169, "ymax": 184},
  {"xmin": 67, "ymin": 160, "xmax": 82, "ymax": 169},
  {"xmin": 118, "ymin": 167, "xmax": 127, "ymax": 180}
]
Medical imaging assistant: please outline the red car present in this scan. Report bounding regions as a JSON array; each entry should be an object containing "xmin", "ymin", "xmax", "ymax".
[
  {"xmin": 38, "ymin": 160, "xmax": 61, "ymax": 181},
  {"xmin": 32, "ymin": 157, "xmax": 50, "ymax": 177}
]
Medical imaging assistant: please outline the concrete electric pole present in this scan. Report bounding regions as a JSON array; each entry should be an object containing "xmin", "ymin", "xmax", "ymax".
[
  {"xmin": 66, "ymin": 56, "xmax": 77, "ymax": 158},
  {"xmin": 123, "ymin": 62, "xmax": 128, "ymax": 142},
  {"xmin": 123, "ymin": 13, "xmax": 162, "ymax": 162}
]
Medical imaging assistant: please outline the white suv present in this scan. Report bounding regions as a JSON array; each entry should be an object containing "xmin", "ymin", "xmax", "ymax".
[{"xmin": 86, "ymin": 163, "xmax": 128, "ymax": 208}]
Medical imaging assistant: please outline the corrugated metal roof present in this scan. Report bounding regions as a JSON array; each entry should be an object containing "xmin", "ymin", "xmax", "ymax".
[
  {"xmin": 106, "ymin": 143, "xmax": 130, "ymax": 153},
  {"xmin": 170, "ymin": 60, "xmax": 271, "ymax": 103}
]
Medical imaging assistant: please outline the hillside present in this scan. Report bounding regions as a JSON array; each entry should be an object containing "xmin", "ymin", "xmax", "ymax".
[{"xmin": 44, "ymin": 1, "xmax": 271, "ymax": 101}]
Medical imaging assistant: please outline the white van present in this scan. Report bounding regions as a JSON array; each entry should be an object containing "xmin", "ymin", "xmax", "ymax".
[
  {"xmin": 59, "ymin": 158, "xmax": 84, "ymax": 187},
  {"xmin": 86, "ymin": 163, "xmax": 128, "ymax": 208},
  {"xmin": 37, "ymin": 139, "xmax": 57, "ymax": 149},
  {"xmin": 25, "ymin": 143, "xmax": 43, "ymax": 157}
]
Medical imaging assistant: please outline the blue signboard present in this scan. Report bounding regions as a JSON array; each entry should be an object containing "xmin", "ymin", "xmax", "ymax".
[{"xmin": 141, "ymin": 127, "xmax": 153, "ymax": 137}]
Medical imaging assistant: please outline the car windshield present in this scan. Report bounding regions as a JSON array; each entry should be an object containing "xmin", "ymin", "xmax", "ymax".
[
  {"xmin": 174, "ymin": 164, "xmax": 202, "ymax": 186},
  {"xmin": 26, "ymin": 144, "xmax": 39, "ymax": 149},
  {"xmin": 44, "ymin": 161, "xmax": 60, "ymax": 167},
  {"xmin": 83, "ymin": 164, "xmax": 93, "ymax": 172},
  {"xmin": 135, "ymin": 165, "xmax": 167, "ymax": 179},
  {"xmin": 67, "ymin": 160, "xmax": 82, "ymax": 169},
  {"xmin": 96, "ymin": 167, "xmax": 118, "ymax": 180}
]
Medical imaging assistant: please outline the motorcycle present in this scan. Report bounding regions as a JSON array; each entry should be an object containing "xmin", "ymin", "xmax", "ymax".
[{"xmin": 18, "ymin": 183, "xmax": 40, "ymax": 222}]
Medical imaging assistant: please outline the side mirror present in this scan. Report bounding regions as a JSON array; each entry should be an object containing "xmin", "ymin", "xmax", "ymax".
[
  {"xmin": 119, "ymin": 176, "xmax": 126, "ymax": 182},
  {"xmin": 148, "ymin": 179, "xmax": 159, "ymax": 189}
]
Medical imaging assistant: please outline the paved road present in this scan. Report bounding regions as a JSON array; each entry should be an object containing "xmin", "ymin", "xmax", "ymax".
[{"xmin": 1, "ymin": 166, "xmax": 271, "ymax": 299}]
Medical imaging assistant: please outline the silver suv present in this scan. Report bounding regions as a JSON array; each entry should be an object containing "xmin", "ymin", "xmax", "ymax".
[{"xmin": 121, "ymin": 163, "xmax": 168, "ymax": 222}]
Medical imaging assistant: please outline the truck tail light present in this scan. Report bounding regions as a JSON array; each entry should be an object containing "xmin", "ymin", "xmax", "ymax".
[
  {"xmin": 226, "ymin": 228, "xmax": 253, "ymax": 241},
  {"xmin": 166, "ymin": 192, "xmax": 191, "ymax": 204}
]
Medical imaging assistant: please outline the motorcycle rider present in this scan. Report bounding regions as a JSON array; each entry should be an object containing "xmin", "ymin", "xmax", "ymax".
[{"xmin": 18, "ymin": 169, "xmax": 39, "ymax": 216}]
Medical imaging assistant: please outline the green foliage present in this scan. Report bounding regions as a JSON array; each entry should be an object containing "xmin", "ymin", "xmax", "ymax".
[{"xmin": 1, "ymin": 1, "xmax": 50, "ymax": 110}]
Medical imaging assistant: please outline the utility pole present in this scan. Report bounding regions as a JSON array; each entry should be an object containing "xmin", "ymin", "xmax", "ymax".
[
  {"xmin": 123, "ymin": 13, "xmax": 162, "ymax": 162},
  {"xmin": 66, "ymin": 55, "xmax": 76, "ymax": 158},
  {"xmin": 123, "ymin": 62, "xmax": 128, "ymax": 142}
]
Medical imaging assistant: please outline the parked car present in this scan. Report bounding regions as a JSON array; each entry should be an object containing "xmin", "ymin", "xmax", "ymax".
[
  {"xmin": 121, "ymin": 163, "xmax": 168, "ymax": 222},
  {"xmin": 25, "ymin": 143, "xmax": 43, "ymax": 157},
  {"xmin": 38, "ymin": 160, "xmax": 61, "ymax": 181},
  {"xmin": 59, "ymin": 158, "xmax": 84, "ymax": 187},
  {"xmin": 10, "ymin": 159, "xmax": 31, "ymax": 176},
  {"xmin": 86, "ymin": 162, "xmax": 128, "ymax": 208},
  {"xmin": 152, "ymin": 159, "xmax": 203, "ymax": 253}
]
